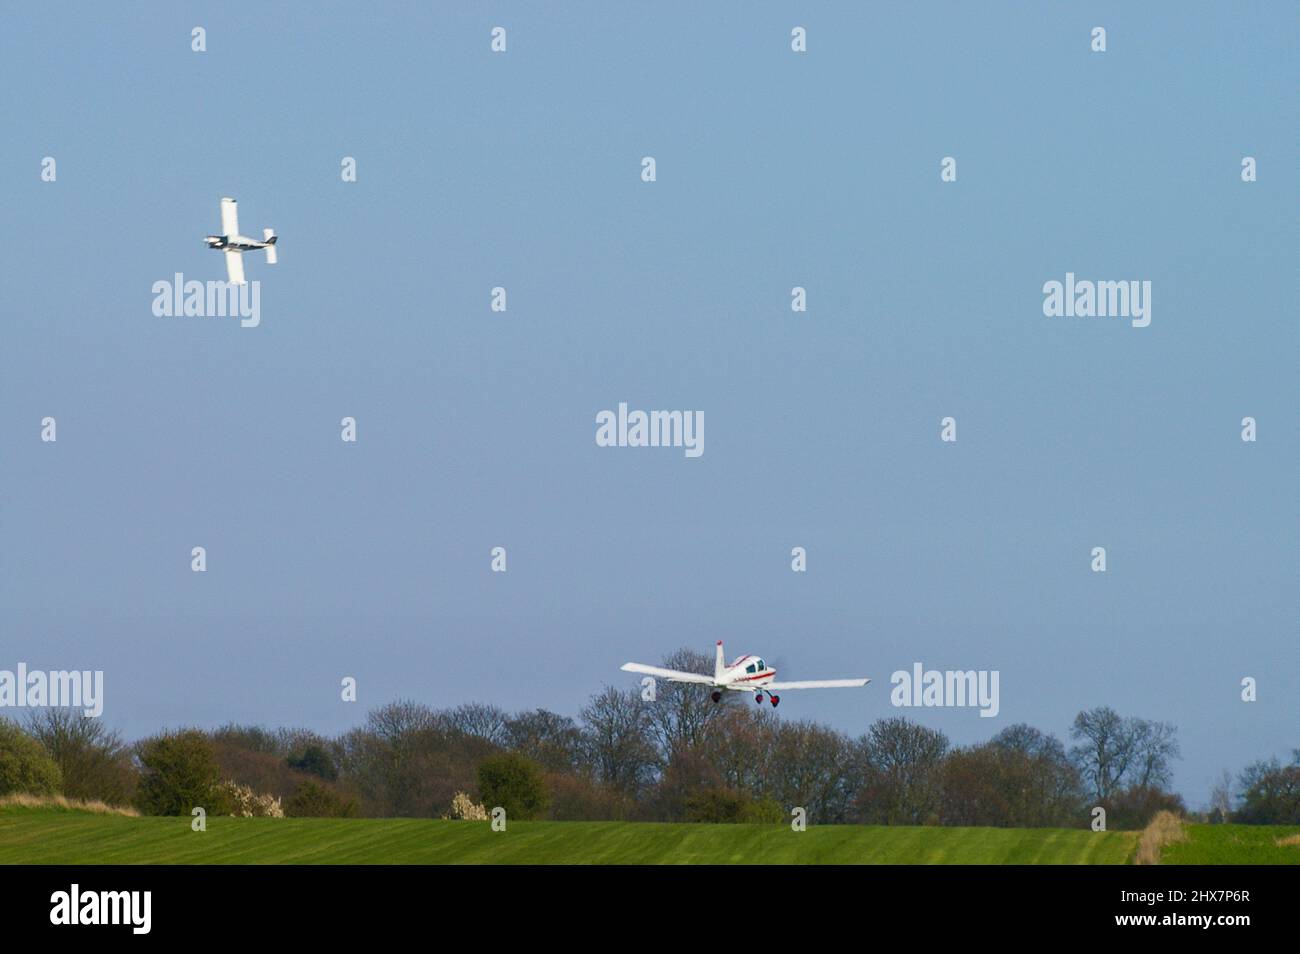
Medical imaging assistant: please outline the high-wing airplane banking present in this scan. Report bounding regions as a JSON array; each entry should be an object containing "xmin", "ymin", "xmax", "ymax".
[
  {"xmin": 204, "ymin": 197, "xmax": 277, "ymax": 285},
  {"xmin": 621, "ymin": 641, "xmax": 869, "ymax": 707}
]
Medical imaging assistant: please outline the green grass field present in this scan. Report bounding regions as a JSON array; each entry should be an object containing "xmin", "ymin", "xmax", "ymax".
[
  {"xmin": 6, "ymin": 803, "xmax": 1296, "ymax": 864},
  {"xmin": 0, "ymin": 802, "xmax": 1137, "ymax": 864},
  {"xmin": 1161, "ymin": 824, "xmax": 1300, "ymax": 865}
]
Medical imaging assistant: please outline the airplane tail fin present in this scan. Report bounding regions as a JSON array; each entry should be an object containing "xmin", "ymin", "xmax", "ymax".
[
  {"xmin": 263, "ymin": 229, "xmax": 278, "ymax": 264},
  {"xmin": 714, "ymin": 641, "xmax": 726, "ymax": 681}
]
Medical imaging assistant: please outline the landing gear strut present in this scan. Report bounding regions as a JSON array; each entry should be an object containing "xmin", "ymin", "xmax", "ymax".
[{"xmin": 710, "ymin": 691, "xmax": 722, "ymax": 703}]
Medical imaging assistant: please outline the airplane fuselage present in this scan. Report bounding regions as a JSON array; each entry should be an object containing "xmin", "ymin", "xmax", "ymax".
[
  {"xmin": 718, "ymin": 654, "xmax": 776, "ymax": 690},
  {"xmin": 205, "ymin": 234, "xmax": 272, "ymax": 252}
]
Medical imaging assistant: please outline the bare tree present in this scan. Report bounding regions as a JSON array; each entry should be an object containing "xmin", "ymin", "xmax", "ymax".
[
  {"xmin": 335, "ymin": 700, "xmax": 493, "ymax": 817},
  {"xmin": 443, "ymin": 703, "xmax": 510, "ymax": 747},
  {"xmin": 1069, "ymin": 706, "xmax": 1133, "ymax": 801},
  {"xmin": 766, "ymin": 720, "xmax": 855, "ymax": 823},
  {"xmin": 24, "ymin": 709, "xmax": 135, "ymax": 805},
  {"xmin": 579, "ymin": 687, "xmax": 657, "ymax": 796},
  {"xmin": 365, "ymin": 700, "xmax": 439, "ymax": 746},
  {"xmin": 941, "ymin": 727, "xmax": 1084, "ymax": 827},
  {"xmin": 503, "ymin": 709, "xmax": 584, "ymax": 772},
  {"xmin": 1129, "ymin": 720, "xmax": 1180, "ymax": 791},
  {"xmin": 644, "ymin": 647, "xmax": 735, "ymax": 762},
  {"xmin": 991, "ymin": 723, "xmax": 1064, "ymax": 760},
  {"xmin": 1208, "ymin": 769, "xmax": 1234, "ymax": 822},
  {"xmin": 854, "ymin": 717, "xmax": 949, "ymax": 825},
  {"xmin": 697, "ymin": 707, "xmax": 775, "ymax": 795},
  {"xmin": 1069, "ymin": 707, "xmax": 1180, "ymax": 802}
]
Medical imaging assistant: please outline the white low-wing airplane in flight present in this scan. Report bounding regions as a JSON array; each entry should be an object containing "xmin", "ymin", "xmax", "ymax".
[
  {"xmin": 621, "ymin": 641, "xmax": 869, "ymax": 707},
  {"xmin": 204, "ymin": 197, "xmax": 277, "ymax": 285}
]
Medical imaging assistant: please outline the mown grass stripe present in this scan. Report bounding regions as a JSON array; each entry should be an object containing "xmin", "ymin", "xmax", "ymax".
[{"xmin": 0, "ymin": 808, "xmax": 1144, "ymax": 865}]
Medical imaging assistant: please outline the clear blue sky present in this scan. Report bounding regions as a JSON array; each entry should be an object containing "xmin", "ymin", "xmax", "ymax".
[{"xmin": 3, "ymin": 3, "xmax": 1296, "ymax": 806}]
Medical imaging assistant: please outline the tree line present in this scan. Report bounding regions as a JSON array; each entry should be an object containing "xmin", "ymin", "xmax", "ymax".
[{"xmin": 1, "ymin": 649, "xmax": 1296, "ymax": 829}]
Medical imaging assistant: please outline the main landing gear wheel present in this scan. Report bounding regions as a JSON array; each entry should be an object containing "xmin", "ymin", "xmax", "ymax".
[
  {"xmin": 754, "ymin": 693, "xmax": 764, "ymax": 704},
  {"xmin": 770, "ymin": 694, "xmax": 780, "ymax": 707},
  {"xmin": 710, "ymin": 691, "xmax": 722, "ymax": 703}
]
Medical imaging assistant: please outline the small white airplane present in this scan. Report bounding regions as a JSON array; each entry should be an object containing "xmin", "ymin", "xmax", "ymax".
[
  {"xmin": 621, "ymin": 641, "xmax": 869, "ymax": 707},
  {"xmin": 204, "ymin": 197, "xmax": 277, "ymax": 285}
]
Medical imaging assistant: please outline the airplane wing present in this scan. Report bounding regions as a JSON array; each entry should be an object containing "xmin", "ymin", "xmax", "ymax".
[
  {"xmin": 224, "ymin": 249, "xmax": 246, "ymax": 285},
  {"xmin": 220, "ymin": 197, "xmax": 239, "ymax": 236},
  {"xmin": 764, "ymin": 678, "xmax": 871, "ymax": 690},
  {"xmin": 620, "ymin": 662, "xmax": 716, "ymax": 686}
]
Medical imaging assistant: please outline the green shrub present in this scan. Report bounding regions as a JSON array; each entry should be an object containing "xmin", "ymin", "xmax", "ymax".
[
  {"xmin": 0, "ymin": 720, "xmax": 62, "ymax": 797},
  {"xmin": 685, "ymin": 787, "xmax": 744, "ymax": 823},
  {"xmin": 136, "ymin": 730, "xmax": 227, "ymax": 816},
  {"xmin": 740, "ymin": 796, "xmax": 786, "ymax": 824},
  {"xmin": 285, "ymin": 780, "xmax": 358, "ymax": 818},
  {"xmin": 1235, "ymin": 754, "xmax": 1300, "ymax": 825},
  {"xmin": 286, "ymin": 744, "xmax": 338, "ymax": 781},
  {"xmin": 682, "ymin": 787, "xmax": 785, "ymax": 824},
  {"xmin": 477, "ymin": 752, "xmax": 550, "ymax": 820}
]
